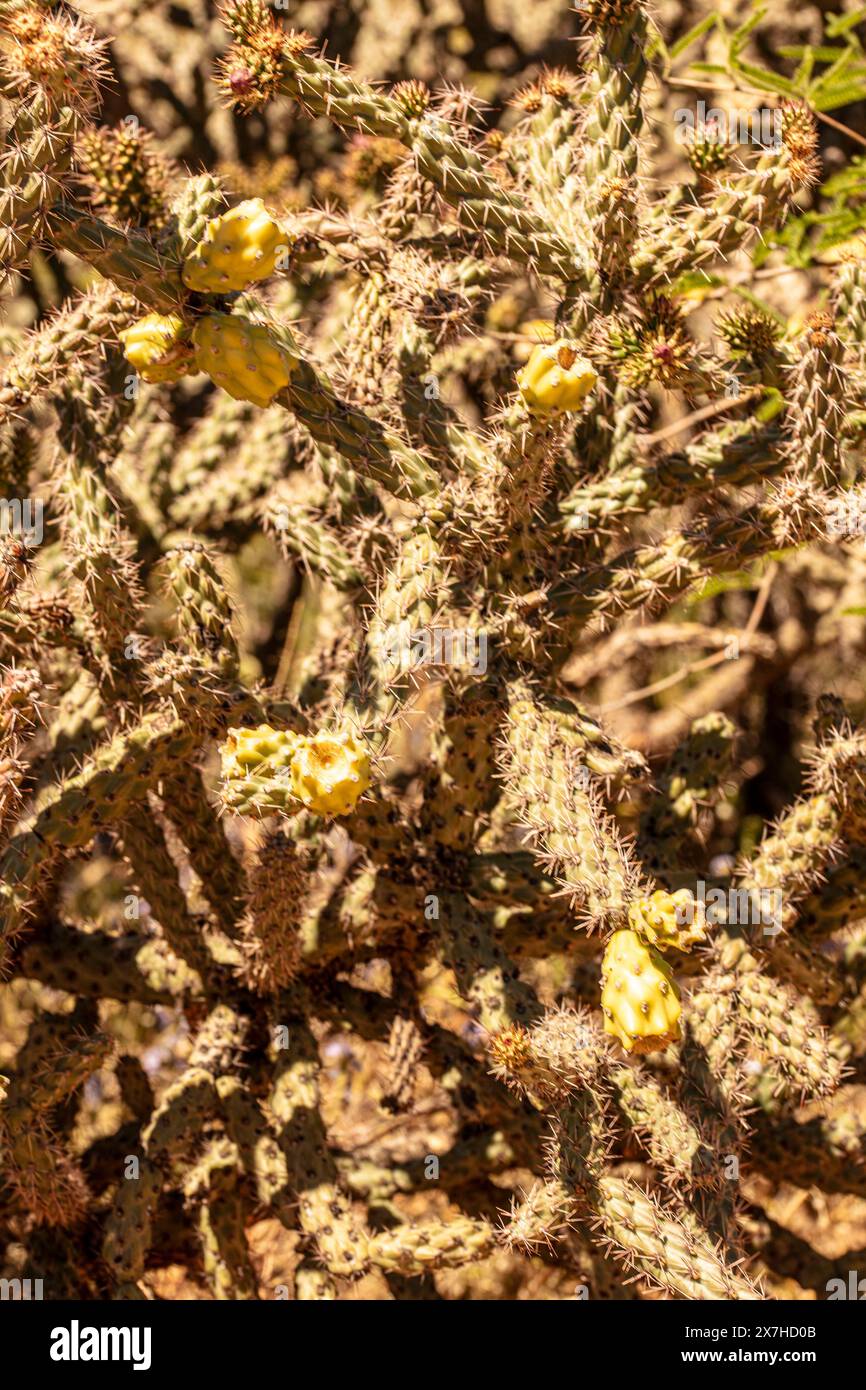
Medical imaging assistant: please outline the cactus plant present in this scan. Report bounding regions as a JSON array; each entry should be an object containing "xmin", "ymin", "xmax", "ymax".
[{"xmin": 2, "ymin": 0, "xmax": 866, "ymax": 1306}]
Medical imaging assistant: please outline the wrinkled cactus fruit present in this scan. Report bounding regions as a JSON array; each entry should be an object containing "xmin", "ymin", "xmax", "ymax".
[{"xmin": 182, "ymin": 198, "xmax": 287, "ymax": 293}]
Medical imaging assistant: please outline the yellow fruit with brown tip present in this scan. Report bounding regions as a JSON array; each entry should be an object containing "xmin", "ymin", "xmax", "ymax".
[
  {"xmin": 600, "ymin": 929, "xmax": 682, "ymax": 1055},
  {"xmin": 182, "ymin": 198, "xmax": 288, "ymax": 292},
  {"xmin": 517, "ymin": 338, "xmax": 597, "ymax": 416},
  {"xmin": 290, "ymin": 730, "xmax": 371, "ymax": 817},
  {"xmin": 192, "ymin": 313, "xmax": 297, "ymax": 408},
  {"xmin": 119, "ymin": 313, "xmax": 196, "ymax": 384}
]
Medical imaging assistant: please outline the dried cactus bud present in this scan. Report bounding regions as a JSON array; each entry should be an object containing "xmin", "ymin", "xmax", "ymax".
[
  {"xmin": 391, "ymin": 80, "xmax": 431, "ymax": 119},
  {"xmin": 600, "ymin": 929, "xmax": 682, "ymax": 1054},
  {"xmin": 218, "ymin": 2, "xmax": 313, "ymax": 109},
  {"xmin": 516, "ymin": 339, "xmax": 597, "ymax": 417},
  {"xmin": 780, "ymin": 100, "xmax": 820, "ymax": 186},
  {"xmin": 289, "ymin": 730, "xmax": 371, "ymax": 817},
  {"xmin": 579, "ymin": 0, "xmax": 642, "ymax": 27},
  {"xmin": 0, "ymin": 538, "xmax": 34, "ymax": 600},
  {"xmin": 628, "ymin": 889, "xmax": 707, "ymax": 953},
  {"xmin": 487, "ymin": 1023, "xmax": 533, "ymax": 1076},
  {"xmin": 716, "ymin": 306, "xmax": 782, "ymax": 358},
  {"xmin": 1, "ymin": 5, "xmax": 109, "ymax": 113},
  {"xmin": 192, "ymin": 313, "xmax": 297, "ymax": 407},
  {"xmin": 79, "ymin": 123, "xmax": 174, "ymax": 231},
  {"xmin": 511, "ymin": 79, "xmax": 546, "ymax": 114},
  {"xmin": 182, "ymin": 198, "xmax": 288, "ymax": 292},
  {"xmin": 598, "ymin": 298, "xmax": 701, "ymax": 391},
  {"xmin": 119, "ymin": 313, "xmax": 196, "ymax": 384}
]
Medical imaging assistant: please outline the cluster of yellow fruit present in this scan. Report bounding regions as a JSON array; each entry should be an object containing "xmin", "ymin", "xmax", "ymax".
[
  {"xmin": 121, "ymin": 310, "xmax": 297, "ymax": 406},
  {"xmin": 119, "ymin": 196, "xmax": 599, "ymax": 417},
  {"xmin": 220, "ymin": 724, "xmax": 372, "ymax": 818},
  {"xmin": 517, "ymin": 338, "xmax": 598, "ymax": 417},
  {"xmin": 600, "ymin": 890, "xmax": 707, "ymax": 1055},
  {"xmin": 118, "ymin": 199, "xmax": 297, "ymax": 406}
]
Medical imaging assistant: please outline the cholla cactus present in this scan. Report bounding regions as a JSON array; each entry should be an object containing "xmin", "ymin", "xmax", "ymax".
[{"xmin": 2, "ymin": 0, "xmax": 866, "ymax": 1305}]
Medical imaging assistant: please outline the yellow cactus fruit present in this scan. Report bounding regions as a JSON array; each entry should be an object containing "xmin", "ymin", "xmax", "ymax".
[
  {"xmin": 181, "ymin": 198, "xmax": 287, "ymax": 293},
  {"xmin": 600, "ymin": 929, "xmax": 682, "ymax": 1055},
  {"xmin": 289, "ymin": 730, "xmax": 372, "ymax": 817},
  {"xmin": 220, "ymin": 725, "xmax": 303, "ymax": 781},
  {"xmin": 118, "ymin": 313, "xmax": 196, "ymax": 384},
  {"xmin": 192, "ymin": 313, "xmax": 298, "ymax": 408},
  {"xmin": 627, "ymin": 888, "xmax": 707, "ymax": 953},
  {"xmin": 516, "ymin": 338, "xmax": 598, "ymax": 416}
]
